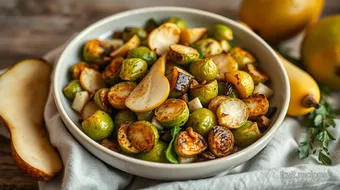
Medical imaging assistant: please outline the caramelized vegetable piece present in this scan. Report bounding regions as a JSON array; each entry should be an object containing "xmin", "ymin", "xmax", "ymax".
[
  {"xmin": 216, "ymin": 98, "xmax": 248, "ymax": 129},
  {"xmin": 243, "ymin": 94, "xmax": 269, "ymax": 120},
  {"xmin": 244, "ymin": 63, "xmax": 268, "ymax": 84},
  {"xmin": 208, "ymin": 95, "xmax": 229, "ymax": 113},
  {"xmin": 94, "ymin": 88, "xmax": 112, "ymax": 114},
  {"xmin": 208, "ymin": 125, "xmax": 235, "ymax": 157},
  {"xmin": 81, "ymin": 101, "xmax": 100, "ymax": 120},
  {"xmin": 256, "ymin": 115, "xmax": 271, "ymax": 129},
  {"xmin": 83, "ymin": 39, "xmax": 105, "ymax": 62},
  {"xmin": 210, "ymin": 53, "xmax": 238, "ymax": 81},
  {"xmin": 190, "ymin": 80, "xmax": 218, "ymax": 106},
  {"xmin": 155, "ymin": 99, "xmax": 189, "ymax": 128},
  {"xmin": 180, "ymin": 28, "xmax": 207, "ymax": 45},
  {"xmin": 117, "ymin": 121, "xmax": 140, "ymax": 154},
  {"xmin": 230, "ymin": 47, "xmax": 256, "ymax": 69},
  {"xmin": 108, "ymin": 82, "xmax": 137, "ymax": 109},
  {"xmin": 232, "ymin": 121, "xmax": 261, "ymax": 148},
  {"xmin": 70, "ymin": 61, "xmax": 99, "ymax": 79},
  {"xmin": 169, "ymin": 44, "xmax": 199, "ymax": 65},
  {"xmin": 110, "ymin": 35, "xmax": 141, "ymax": 57},
  {"xmin": 147, "ymin": 23, "xmax": 181, "ymax": 55},
  {"xmin": 168, "ymin": 66, "xmax": 194, "ymax": 97},
  {"xmin": 225, "ymin": 70, "xmax": 254, "ymax": 99},
  {"xmin": 253, "ymin": 83, "xmax": 274, "ymax": 98},
  {"xmin": 101, "ymin": 139, "xmax": 121, "ymax": 153},
  {"xmin": 174, "ymin": 127, "xmax": 207, "ymax": 157},
  {"xmin": 127, "ymin": 121, "xmax": 159, "ymax": 152},
  {"xmin": 80, "ymin": 68, "xmax": 107, "ymax": 95},
  {"xmin": 101, "ymin": 57, "xmax": 124, "ymax": 85},
  {"xmin": 196, "ymin": 150, "xmax": 216, "ymax": 162}
]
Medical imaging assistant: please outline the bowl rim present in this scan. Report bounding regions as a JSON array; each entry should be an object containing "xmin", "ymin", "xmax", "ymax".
[{"xmin": 53, "ymin": 6, "xmax": 290, "ymax": 169}]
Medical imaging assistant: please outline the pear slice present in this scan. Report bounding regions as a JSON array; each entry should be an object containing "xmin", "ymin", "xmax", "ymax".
[
  {"xmin": 126, "ymin": 53, "xmax": 170, "ymax": 112},
  {"xmin": 0, "ymin": 59, "xmax": 62, "ymax": 180}
]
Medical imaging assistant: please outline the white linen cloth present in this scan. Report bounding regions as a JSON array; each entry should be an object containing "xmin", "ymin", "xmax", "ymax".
[{"xmin": 1, "ymin": 40, "xmax": 340, "ymax": 190}]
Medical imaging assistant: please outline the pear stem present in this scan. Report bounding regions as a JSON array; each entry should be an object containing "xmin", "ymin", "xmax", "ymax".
[{"xmin": 301, "ymin": 94, "xmax": 320, "ymax": 109}]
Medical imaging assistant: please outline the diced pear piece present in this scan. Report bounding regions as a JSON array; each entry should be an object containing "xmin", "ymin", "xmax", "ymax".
[
  {"xmin": 110, "ymin": 35, "xmax": 141, "ymax": 57},
  {"xmin": 210, "ymin": 53, "xmax": 238, "ymax": 80},
  {"xmin": 0, "ymin": 59, "xmax": 62, "ymax": 180},
  {"xmin": 180, "ymin": 28, "xmax": 207, "ymax": 45},
  {"xmin": 125, "ymin": 53, "xmax": 170, "ymax": 112},
  {"xmin": 81, "ymin": 101, "xmax": 100, "ymax": 120},
  {"xmin": 80, "ymin": 68, "xmax": 107, "ymax": 94},
  {"xmin": 148, "ymin": 23, "xmax": 181, "ymax": 55},
  {"xmin": 72, "ymin": 91, "xmax": 90, "ymax": 113}
]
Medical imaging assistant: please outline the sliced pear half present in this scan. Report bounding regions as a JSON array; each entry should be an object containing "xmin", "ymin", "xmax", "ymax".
[{"xmin": 0, "ymin": 59, "xmax": 62, "ymax": 180}]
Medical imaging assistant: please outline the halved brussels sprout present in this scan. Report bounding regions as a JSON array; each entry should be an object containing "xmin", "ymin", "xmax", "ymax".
[
  {"xmin": 72, "ymin": 91, "xmax": 90, "ymax": 113},
  {"xmin": 137, "ymin": 141, "xmax": 169, "ymax": 163},
  {"xmin": 81, "ymin": 101, "xmax": 100, "ymax": 120},
  {"xmin": 163, "ymin": 17, "xmax": 187, "ymax": 30},
  {"xmin": 82, "ymin": 110, "xmax": 114, "ymax": 141},
  {"xmin": 189, "ymin": 58, "xmax": 217, "ymax": 82},
  {"xmin": 168, "ymin": 66, "xmax": 194, "ymax": 98},
  {"xmin": 216, "ymin": 98, "xmax": 248, "ymax": 129},
  {"xmin": 232, "ymin": 121, "xmax": 261, "ymax": 148},
  {"xmin": 145, "ymin": 18, "xmax": 159, "ymax": 33},
  {"xmin": 190, "ymin": 80, "xmax": 218, "ymax": 107},
  {"xmin": 208, "ymin": 125, "xmax": 234, "ymax": 157},
  {"xmin": 108, "ymin": 82, "xmax": 137, "ymax": 109},
  {"xmin": 188, "ymin": 97, "xmax": 203, "ymax": 112},
  {"xmin": 192, "ymin": 38, "xmax": 223, "ymax": 58},
  {"xmin": 110, "ymin": 35, "xmax": 141, "ymax": 58},
  {"xmin": 155, "ymin": 99, "xmax": 189, "ymax": 128},
  {"xmin": 80, "ymin": 68, "xmax": 107, "ymax": 94},
  {"xmin": 114, "ymin": 109, "xmax": 137, "ymax": 128},
  {"xmin": 180, "ymin": 28, "xmax": 207, "ymax": 45},
  {"xmin": 219, "ymin": 40, "xmax": 232, "ymax": 53},
  {"xmin": 174, "ymin": 127, "xmax": 207, "ymax": 157},
  {"xmin": 101, "ymin": 139, "xmax": 121, "ymax": 153},
  {"xmin": 208, "ymin": 24, "xmax": 233, "ymax": 41},
  {"xmin": 127, "ymin": 121, "xmax": 159, "ymax": 152},
  {"xmin": 117, "ymin": 121, "xmax": 140, "ymax": 153},
  {"xmin": 210, "ymin": 53, "xmax": 238, "ymax": 80},
  {"xmin": 70, "ymin": 61, "xmax": 99, "ymax": 79},
  {"xmin": 165, "ymin": 126, "xmax": 182, "ymax": 163},
  {"xmin": 243, "ymin": 94, "xmax": 269, "ymax": 121},
  {"xmin": 230, "ymin": 47, "xmax": 256, "ymax": 69},
  {"xmin": 165, "ymin": 61, "xmax": 182, "ymax": 76},
  {"xmin": 136, "ymin": 110, "xmax": 154, "ymax": 121},
  {"xmin": 122, "ymin": 27, "xmax": 147, "ymax": 42},
  {"xmin": 225, "ymin": 70, "xmax": 254, "ymax": 99},
  {"xmin": 208, "ymin": 95, "xmax": 229, "ymax": 113},
  {"xmin": 101, "ymin": 57, "xmax": 124, "ymax": 85},
  {"xmin": 63, "ymin": 80, "xmax": 84, "ymax": 100},
  {"xmin": 94, "ymin": 88, "xmax": 113, "ymax": 114},
  {"xmin": 244, "ymin": 63, "xmax": 269, "ymax": 84},
  {"xmin": 169, "ymin": 44, "xmax": 199, "ymax": 65},
  {"xmin": 186, "ymin": 108, "xmax": 217, "ymax": 137},
  {"xmin": 147, "ymin": 23, "xmax": 181, "ymax": 55},
  {"xmin": 127, "ymin": 46, "xmax": 157, "ymax": 66},
  {"xmin": 83, "ymin": 39, "xmax": 105, "ymax": 62},
  {"xmin": 119, "ymin": 58, "xmax": 148, "ymax": 81},
  {"xmin": 253, "ymin": 83, "xmax": 274, "ymax": 98}
]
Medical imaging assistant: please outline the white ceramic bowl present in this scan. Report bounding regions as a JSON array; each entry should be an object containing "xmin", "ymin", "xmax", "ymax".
[{"xmin": 53, "ymin": 7, "xmax": 290, "ymax": 180}]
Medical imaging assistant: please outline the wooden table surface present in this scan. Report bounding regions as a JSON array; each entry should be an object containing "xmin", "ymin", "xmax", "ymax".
[{"xmin": 0, "ymin": 0, "xmax": 339, "ymax": 189}]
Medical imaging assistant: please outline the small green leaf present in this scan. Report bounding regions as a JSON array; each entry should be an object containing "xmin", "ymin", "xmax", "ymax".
[
  {"xmin": 316, "ymin": 106, "xmax": 327, "ymax": 115},
  {"xmin": 318, "ymin": 152, "xmax": 332, "ymax": 165},
  {"xmin": 315, "ymin": 132, "xmax": 324, "ymax": 141},
  {"xmin": 313, "ymin": 149, "xmax": 317, "ymax": 154},
  {"xmin": 165, "ymin": 126, "xmax": 182, "ymax": 164},
  {"xmin": 326, "ymin": 119, "xmax": 336, "ymax": 128},
  {"xmin": 314, "ymin": 114, "xmax": 323, "ymax": 126},
  {"xmin": 298, "ymin": 144, "xmax": 309, "ymax": 159},
  {"xmin": 326, "ymin": 130, "xmax": 336, "ymax": 140}
]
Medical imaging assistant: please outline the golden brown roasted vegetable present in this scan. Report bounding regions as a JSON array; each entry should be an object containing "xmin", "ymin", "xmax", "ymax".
[
  {"xmin": 244, "ymin": 63, "xmax": 268, "ymax": 84},
  {"xmin": 174, "ymin": 127, "xmax": 207, "ymax": 157},
  {"xmin": 108, "ymin": 82, "xmax": 137, "ymax": 109},
  {"xmin": 208, "ymin": 95, "xmax": 229, "ymax": 113},
  {"xmin": 208, "ymin": 125, "xmax": 235, "ymax": 157},
  {"xmin": 243, "ymin": 94, "xmax": 269, "ymax": 121}
]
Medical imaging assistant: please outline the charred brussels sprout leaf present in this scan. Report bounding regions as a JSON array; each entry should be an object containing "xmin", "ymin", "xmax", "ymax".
[
  {"xmin": 63, "ymin": 80, "xmax": 84, "ymax": 100},
  {"xmin": 186, "ymin": 108, "xmax": 217, "ymax": 137},
  {"xmin": 119, "ymin": 58, "xmax": 148, "ymax": 81},
  {"xmin": 81, "ymin": 110, "xmax": 114, "ymax": 141}
]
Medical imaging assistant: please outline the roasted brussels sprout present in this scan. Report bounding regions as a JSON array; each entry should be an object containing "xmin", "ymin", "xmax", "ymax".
[
  {"xmin": 189, "ymin": 58, "xmax": 217, "ymax": 82},
  {"xmin": 225, "ymin": 70, "xmax": 254, "ymax": 99},
  {"xmin": 192, "ymin": 38, "xmax": 223, "ymax": 58},
  {"xmin": 137, "ymin": 141, "xmax": 169, "ymax": 163},
  {"xmin": 230, "ymin": 47, "xmax": 256, "ymax": 69},
  {"xmin": 119, "ymin": 58, "xmax": 148, "ymax": 81},
  {"xmin": 174, "ymin": 127, "xmax": 207, "ymax": 157},
  {"xmin": 232, "ymin": 121, "xmax": 261, "ymax": 148},
  {"xmin": 127, "ymin": 121, "xmax": 159, "ymax": 152},
  {"xmin": 243, "ymin": 94, "xmax": 269, "ymax": 121},
  {"xmin": 180, "ymin": 28, "xmax": 207, "ymax": 45},
  {"xmin": 108, "ymin": 82, "xmax": 137, "ymax": 109},
  {"xmin": 114, "ymin": 109, "xmax": 137, "ymax": 128},
  {"xmin": 208, "ymin": 24, "xmax": 233, "ymax": 41},
  {"xmin": 117, "ymin": 121, "xmax": 140, "ymax": 153},
  {"xmin": 83, "ymin": 40, "xmax": 106, "ymax": 62},
  {"xmin": 122, "ymin": 27, "xmax": 148, "ymax": 42},
  {"xmin": 208, "ymin": 95, "xmax": 229, "ymax": 113},
  {"xmin": 163, "ymin": 17, "xmax": 187, "ymax": 30},
  {"xmin": 210, "ymin": 53, "xmax": 238, "ymax": 81},
  {"xmin": 186, "ymin": 108, "xmax": 217, "ymax": 137},
  {"xmin": 127, "ymin": 46, "xmax": 157, "ymax": 66},
  {"xmin": 216, "ymin": 98, "xmax": 248, "ymax": 129},
  {"xmin": 190, "ymin": 80, "xmax": 218, "ymax": 106},
  {"xmin": 168, "ymin": 66, "xmax": 194, "ymax": 98},
  {"xmin": 63, "ymin": 80, "xmax": 84, "ymax": 100},
  {"xmin": 81, "ymin": 110, "xmax": 114, "ymax": 141},
  {"xmin": 165, "ymin": 126, "xmax": 182, "ymax": 163},
  {"xmin": 244, "ymin": 63, "xmax": 269, "ymax": 84},
  {"xmin": 136, "ymin": 110, "xmax": 154, "ymax": 121},
  {"xmin": 148, "ymin": 23, "xmax": 181, "ymax": 55},
  {"xmin": 155, "ymin": 99, "xmax": 189, "ymax": 128},
  {"xmin": 70, "ymin": 61, "xmax": 99, "ymax": 79},
  {"xmin": 101, "ymin": 57, "xmax": 124, "ymax": 85},
  {"xmin": 169, "ymin": 44, "xmax": 199, "ymax": 65},
  {"xmin": 218, "ymin": 82, "xmax": 239, "ymax": 98},
  {"xmin": 94, "ymin": 88, "xmax": 113, "ymax": 114},
  {"xmin": 145, "ymin": 18, "xmax": 159, "ymax": 33},
  {"xmin": 219, "ymin": 40, "xmax": 232, "ymax": 53},
  {"xmin": 208, "ymin": 125, "xmax": 234, "ymax": 157}
]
